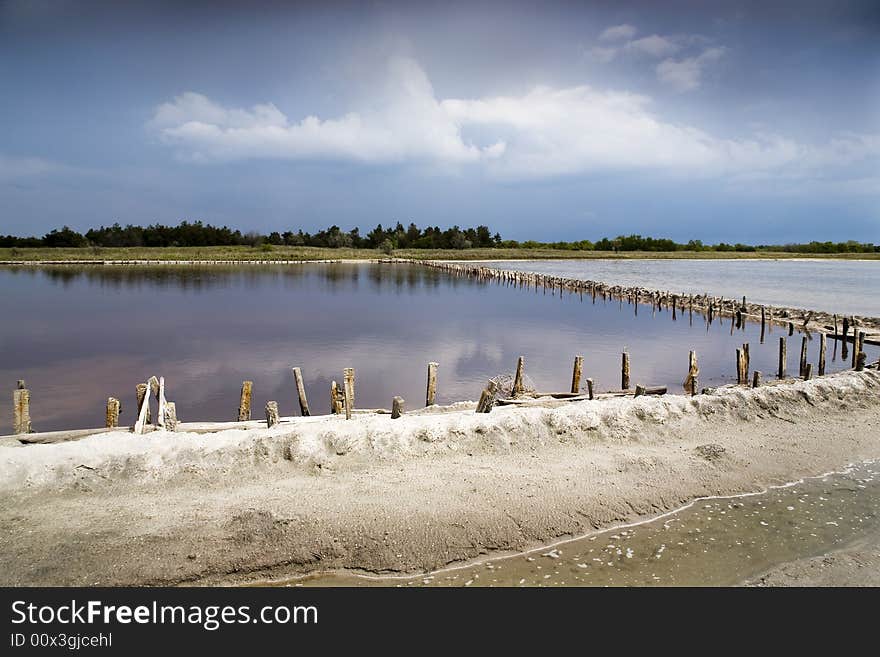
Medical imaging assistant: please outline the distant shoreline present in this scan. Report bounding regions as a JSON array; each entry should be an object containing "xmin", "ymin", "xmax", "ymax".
[{"xmin": 2, "ymin": 245, "xmax": 880, "ymax": 263}]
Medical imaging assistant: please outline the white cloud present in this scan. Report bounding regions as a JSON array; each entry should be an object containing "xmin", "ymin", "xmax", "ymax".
[
  {"xmin": 0, "ymin": 154, "xmax": 64, "ymax": 181},
  {"xmin": 656, "ymin": 47, "xmax": 726, "ymax": 91},
  {"xmin": 627, "ymin": 35, "xmax": 682, "ymax": 58},
  {"xmin": 150, "ymin": 57, "xmax": 879, "ymax": 184},
  {"xmin": 599, "ymin": 24, "xmax": 637, "ymax": 42}
]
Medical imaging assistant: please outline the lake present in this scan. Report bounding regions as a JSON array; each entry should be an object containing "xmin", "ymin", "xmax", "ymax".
[
  {"xmin": 473, "ymin": 259, "xmax": 880, "ymax": 318},
  {"xmin": 1, "ymin": 262, "xmax": 875, "ymax": 434}
]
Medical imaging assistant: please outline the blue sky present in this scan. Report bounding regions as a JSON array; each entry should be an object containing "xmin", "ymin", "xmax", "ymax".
[{"xmin": 1, "ymin": 0, "xmax": 878, "ymax": 242}]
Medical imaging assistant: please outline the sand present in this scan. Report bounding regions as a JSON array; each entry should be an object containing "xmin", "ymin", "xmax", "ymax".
[{"xmin": 1, "ymin": 369, "xmax": 879, "ymax": 586}]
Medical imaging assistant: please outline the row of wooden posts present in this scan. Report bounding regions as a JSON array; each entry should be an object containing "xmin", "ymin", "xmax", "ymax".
[{"xmin": 8, "ymin": 327, "xmax": 874, "ymax": 435}]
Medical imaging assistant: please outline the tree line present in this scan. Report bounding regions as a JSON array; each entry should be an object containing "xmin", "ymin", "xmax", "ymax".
[{"xmin": 0, "ymin": 221, "xmax": 877, "ymax": 254}]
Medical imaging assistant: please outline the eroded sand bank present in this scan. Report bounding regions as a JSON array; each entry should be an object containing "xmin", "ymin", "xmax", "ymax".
[{"xmin": 1, "ymin": 370, "xmax": 879, "ymax": 586}]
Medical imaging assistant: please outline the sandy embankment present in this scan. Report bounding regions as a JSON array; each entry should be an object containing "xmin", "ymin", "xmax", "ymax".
[{"xmin": 1, "ymin": 369, "xmax": 879, "ymax": 586}]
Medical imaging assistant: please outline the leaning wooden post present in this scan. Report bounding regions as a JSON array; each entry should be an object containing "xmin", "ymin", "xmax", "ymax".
[
  {"xmin": 265, "ymin": 401, "xmax": 280, "ymax": 428},
  {"xmin": 392, "ymin": 396, "xmax": 405, "ymax": 419},
  {"xmin": 621, "ymin": 352, "xmax": 630, "ymax": 390},
  {"xmin": 586, "ymin": 378, "xmax": 594, "ymax": 400},
  {"xmin": 136, "ymin": 383, "xmax": 150, "ymax": 425},
  {"xmin": 133, "ymin": 381, "xmax": 152, "ymax": 434},
  {"xmin": 570, "ymin": 355, "xmax": 583, "ymax": 394},
  {"xmin": 778, "ymin": 337, "xmax": 787, "ymax": 379},
  {"xmin": 105, "ymin": 397, "xmax": 120, "ymax": 428},
  {"xmin": 292, "ymin": 367, "xmax": 310, "ymax": 416},
  {"xmin": 476, "ymin": 380, "xmax": 498, "ymax": 413},
  {"xmin": 799, "ymin": 336, "xmax": 808, "ymax": 377},
  {"xmin": 818, "ymin": 333, "xmax": 827, "ymax": 376},
  {"xmin": 426, "ymin": 362, "xmax": 439, "ymax": 405},
  {"xmin": 752, "ymin": 371, "xmax": 761, "ymax": 388},
  {"xmin": 238, "ymin": 380, "xmax": 253, "ymax": 421},
  {"xmin": 13, "ymin": 380, "xmax": 31, "ymax": 435},
  {"xmin": 343, "ymin": 368, "xmax": 355, "ymax": 420}
]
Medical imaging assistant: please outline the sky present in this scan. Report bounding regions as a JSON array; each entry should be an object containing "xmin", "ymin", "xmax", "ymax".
[{"xmin": 1, "ymin": 0, "xmax": 879, "ymax": 243}]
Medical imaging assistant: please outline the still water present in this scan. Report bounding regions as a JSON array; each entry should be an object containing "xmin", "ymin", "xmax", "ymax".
[
  {"xmin": 0, "ymin": 263, "xmax": 875, "ymax": 434},
  {"xmin": 475, "ymin": 259, "xmax": 880, "ymax": 318},
  {"xmin": 294, "ymin": 460, "xmax": 880, "ymax": 587}
]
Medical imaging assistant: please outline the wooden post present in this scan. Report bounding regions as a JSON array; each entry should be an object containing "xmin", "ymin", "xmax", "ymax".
[
  {"xmin": 292, "ymin": 367, "xmax": 310, "ymax": 416},
  {"xmin": 476, "ymin": 380, "xmax": 498, "ymax": 413},
  {"xmin": 856, "ymin": 331, "xmax": 866, "ymax": 371},
  {"xmin": 804, "ymin": 363, "xmax": 813, "ymax": 381},
  {"xmin": 266, "ymin": 401, "xmax": 280, "ymax": 428},
  {"xmin": 752, "ymin": 371, "xmax": 761, "ymax": 388},
  {"xmin": 343, "ymin": 368, "xmax": 355, "ymax": 420},
  {"xmin": 851, "ymin": 324, "xmax": 858, "ymax": 367},
  {"xmin": 818, "ymin": 333, "xmax": 827, "ymax": 376},
  {"xmin": 163, "ymin": 401, "xmax": 178, "ymax": 431},
  {"xmin": 788, "ymin": 322, "xmax": 794, "ymax": 336},
  {"xmin": 133, "ymin": 381, "xmax": 152, "ymax": 434},
  {"xmin": 570, "ymin": 355, "xmax": 583, "ymax": 394},
  {"xmin": 136, "ymin": 383, "xmax": 150, "ymax": 425},
  {"xmin": 736, "ymin": 348, "xmax": 743, "ymax": 384},
  {"xmin": 634, "ymin": 384, "xmax": 646, "ymax": 397},
  {"xmin": 684, "ymin": 351, "xmax": 699, "ymax": 395},
  {"xmin": 157, "ymin": 376, "xmax": 167, "ymax": 428},
  {"xmin": 13, "ymin": 382, "xmax": 31, "ymax": 434},
  {"xmin": 586, "ymin": 378, "xmax": 594, "ymax": 400},
  {"xmin": 841, "ymin": 316, "xmax": 850, "ymax": 360},
  {"xmin": 621, "ymin": 352, "xmax": 630, "ymax": 390},
  {"xmin": 799, "ymin": 336, "xmax": 808, "ymax": 377},
  {"xmin": 426, "ymin": 362, "xmax": 439, "ymax": 405},
  {"xmin": 238, "ymin": 380, "xmax": 253, "ymax": 421},
  {"xmin": 106, "ymin": 397, "xmax": 120, "ymax": 428},
  {"xmin": 392, "ymin": 396, "xmax": 404, "ymax": 419},
  {"xmin": 778, "ymin": 337, "xmax": 787, "ymax": 379},
  {"xmin": 743, "ymin": 343, "xmax": 750, "ymax": 379},
  {"xmin": 330, "ymin": 381, "xmax": 342, "ymax": 415},
  {"xmin": 856, "ymin": 351, "xmax": 866, "ymax": 372}
]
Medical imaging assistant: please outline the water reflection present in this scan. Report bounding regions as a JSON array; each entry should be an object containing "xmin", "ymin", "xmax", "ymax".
[{"xmin": 0, "ymin": 263, "xmax": 876, "ymax": 434}]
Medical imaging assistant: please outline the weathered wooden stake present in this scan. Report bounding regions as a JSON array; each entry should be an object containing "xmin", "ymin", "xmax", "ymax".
[
  {"xmin": 842, "ymin": 316, "xmax": 850, "ymax": 360},
  {"xmin": 570, "ymin": 355, "xmax": 583, "ymax": 394},
  {"xmin": 157, "ymin": 376, "xmax": 167, "ymax": 428},
  {"xmin": 163, "ymin": 401, "xmax": 178, "ymax": 431},
  {"xmin": 238, "ymin": 380, "xmax": 253, "ymax": 421},
  {"xmin": 736, "ymin": 348, "xmax": 743, "ymax": 384},
  {"xmin": 804, "ymin": 363, "xmax": 813, "ymax": 381},
  {"xmin": 292, "ymin": 367, "xmax": 310, "ymax": 416},
  {"xmin": 330, "ymin": 381, "xmax": 342, "ymax": 414},
  {"xmin": 426, "ymin": 362, "xmax": 439, "ymax": 405},
  {"xmin": 684, "ymin": 350, "xmax": 699, "ymax": 395},
  {"xmin": 799, "ymin": 336, "xmax": 808, "ymax": 377},
  {"xmin": 818, "ymin": 333, "xmax": 827, "ymax": 376},
  {"xmin": 621, "ymin": 352, "xmax": 630, "ymax": 390},
  {"xmin": 106, "ymin": 397, "xmax": 120, "ymax": 428},
  {"xmin": 266, "ymin": 401, "xmax": 280, "ymax": 428},
  {"xmin": 133, "ymin": 381, "xmax": 152, "ymax": 434},
  {"xmin": 135, "ymin": 383, "xmax": 151, "ymax": 424},
  {"xmin": 476, "ymin": 380, "xmax": 499, "ymax": 413},
  {"xmin": 856, "ymin": 351, "xmax": 867, "ymax": 372},
  {"xmin": 586, "ymin": 378, "xmax": 594, "ymax": 400},
  {"xmin": 343, "ymin": 368, "xmax": 355, "ymax": 420},
  {"xmin": 392, "ymin": 396, "xmax": 405, "ymax": 419},
  {"xmin": 13, "ymin": 383, "xmax": 31, "ymax": 434},
  {"xmin": 778, "ymin": 337, "xmax": 787, "ymax": 379},
  {"xmin": 634, "ymin": 384, "xmax": 646, "ymax": 397},
  {"xmin": 752, "ymin": 371, "xmax": 761, "ymax": 388}
]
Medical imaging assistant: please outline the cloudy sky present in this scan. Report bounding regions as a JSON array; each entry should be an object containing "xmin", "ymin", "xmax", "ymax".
[{"xmin": 1, "ymin": 0, "xmax": 878, "ymax": 242}]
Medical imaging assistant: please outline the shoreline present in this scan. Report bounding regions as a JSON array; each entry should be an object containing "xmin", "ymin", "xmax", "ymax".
[{"xmin": 2, "ymin": 370, "xmax": 879, "ymax": 586}]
